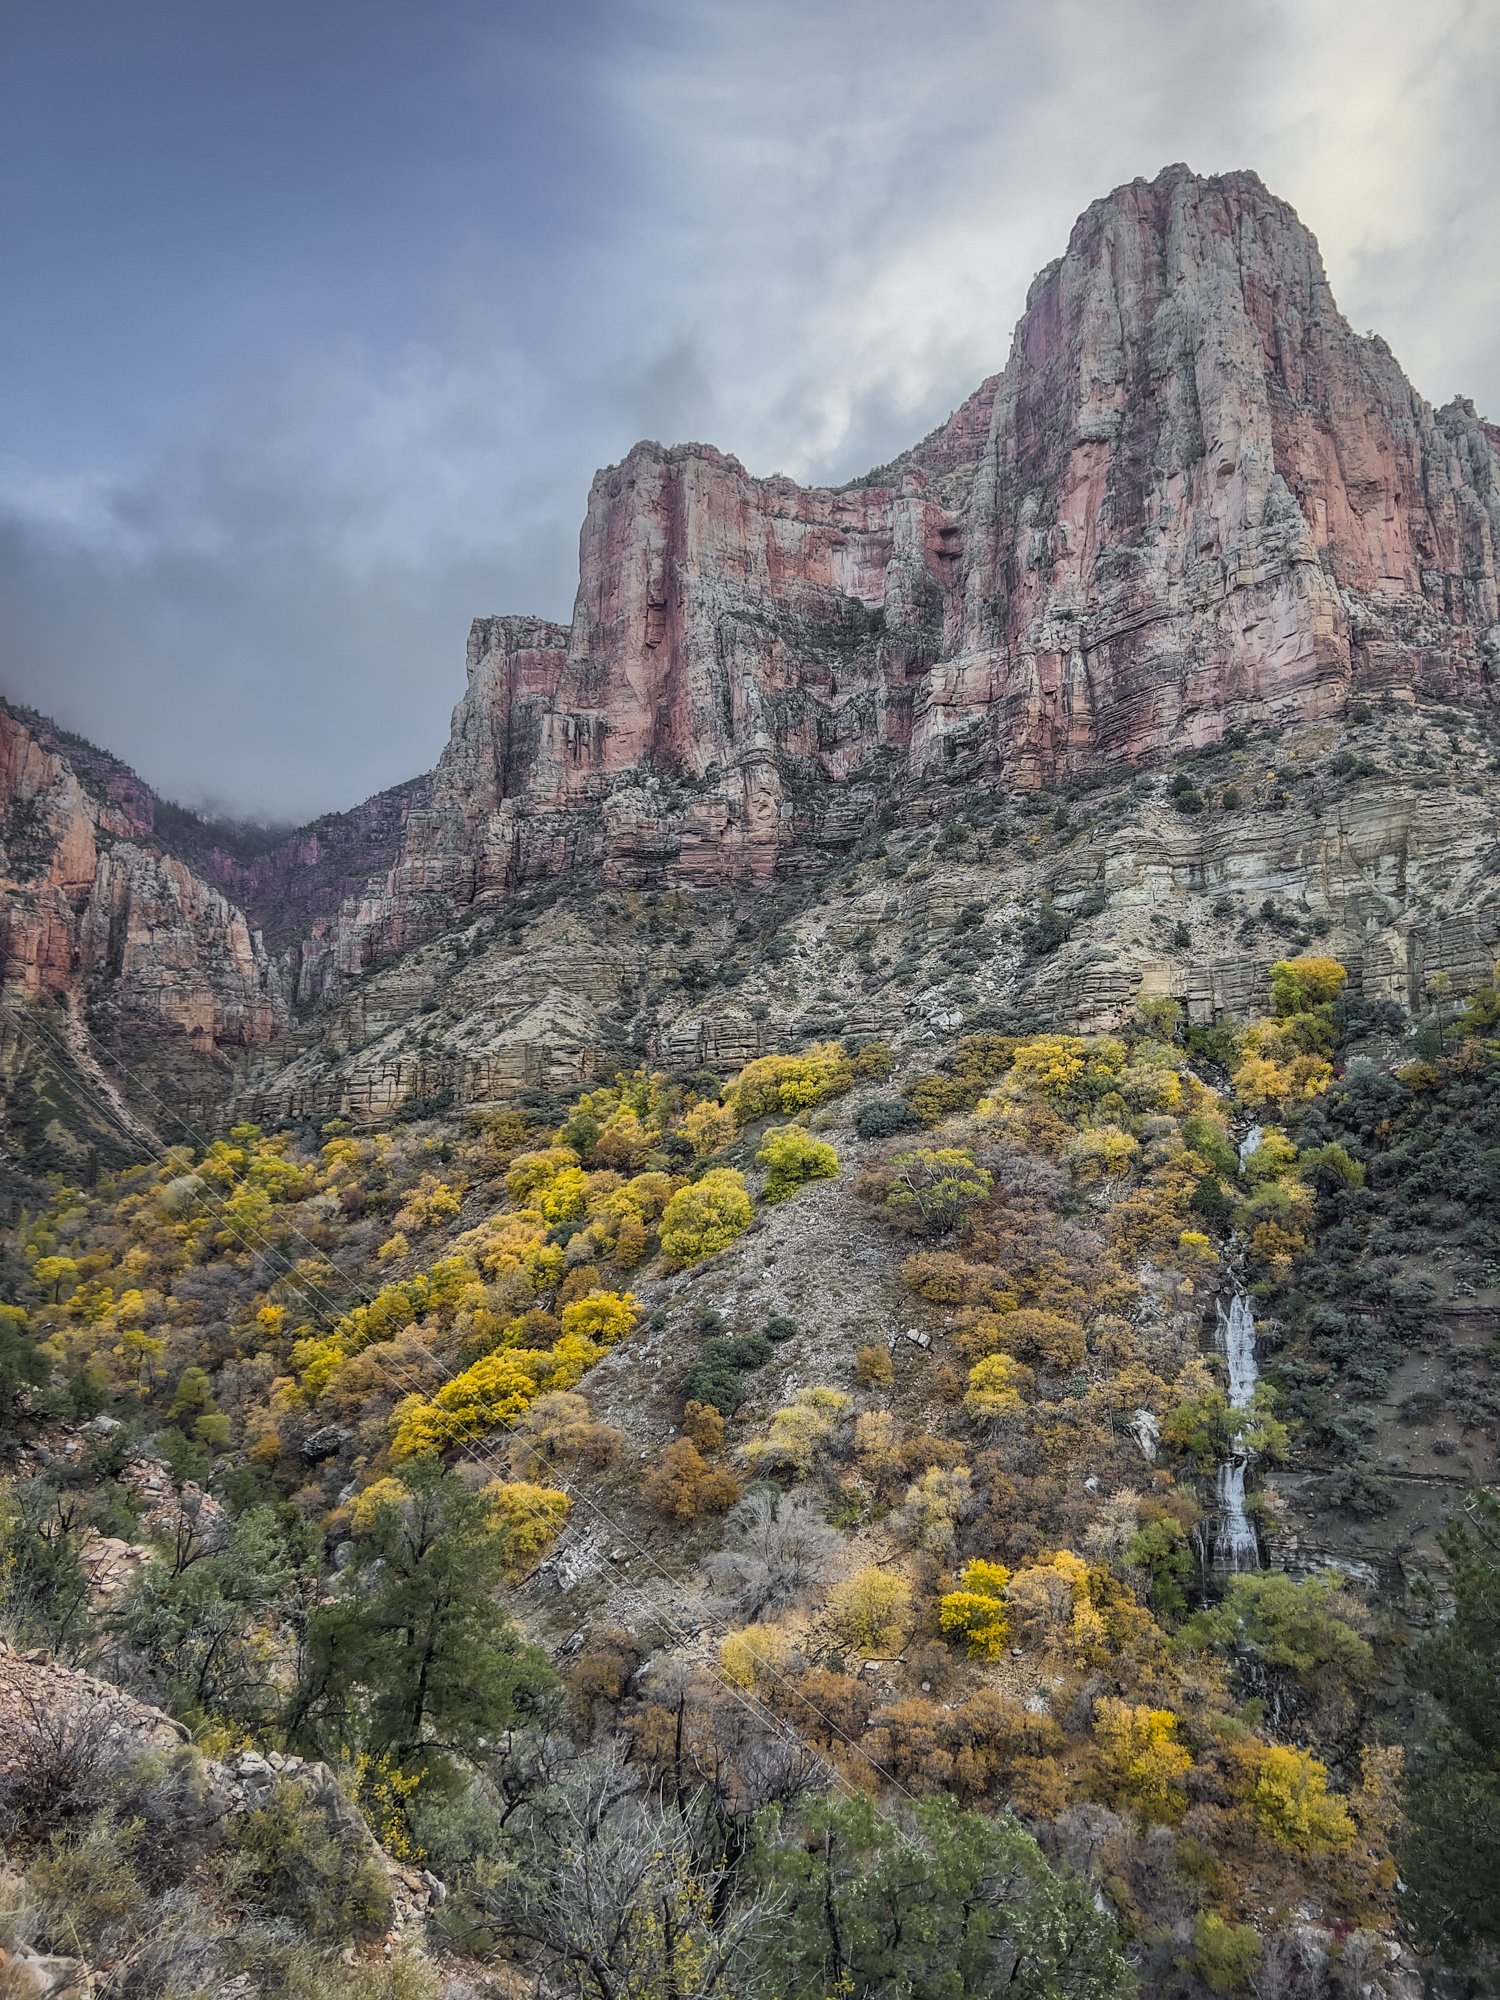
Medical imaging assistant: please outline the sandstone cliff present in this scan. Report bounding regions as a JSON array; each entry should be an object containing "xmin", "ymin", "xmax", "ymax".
[
  {"xmin": 0, "ymin": 704, "xmax": 284, "ymax": 1057},
  {"xmin": 4, "ymin": 165, "xmax": 1498, "ymax": 1143},
  {"xmin": 322, "ymin": 165, "xmax": 1497, "ymax": 974},
  {"xmin": 0, "ymin": 704, "xmax": 421, "ymax": 1164}
]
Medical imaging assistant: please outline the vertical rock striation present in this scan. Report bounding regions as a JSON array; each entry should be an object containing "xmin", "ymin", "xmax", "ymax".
[
  {"xmin": 6, "ymin": 164, "xmax": 1498, "ymax": 1047},
  {"xmin": 325, "ymin": 164, "xmax": 1497, "ymax": 970}
]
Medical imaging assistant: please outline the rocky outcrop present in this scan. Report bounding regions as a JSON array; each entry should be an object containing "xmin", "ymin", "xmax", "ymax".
[
  {"xmin": 0, "ymin": 1637, "xmax": 436, "ymax": 1975},
  {"xmin": 322, "ymin": 166, "xmax": 1498, "ymax": 971},
  {"xmin": 0, "ymin": 704, "xmax": 285, "ymax": 1055},
  {"xmin": 5, "ymin": 166, "xmax": 1498, "ymax": 1107},
  {"xmin": 0, "ymin": 704, "xmax": 427, "ymax": 1149},
  {"xmin": 220, "ymin": 704, "xmax": 1499, "ymax": 1129}
]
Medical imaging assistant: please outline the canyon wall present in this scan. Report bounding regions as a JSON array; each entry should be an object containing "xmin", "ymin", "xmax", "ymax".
[
  {"xmin": 322, "ymin": 165, "xmax": 1497, "ymax": 972},
  {"xmin": 0, "ymin": 705, "xmax": 285, "ymax": 1059},
  {"xmin": 5, "ymin": 164, "xmax": 1498, "ymax": 1076}
]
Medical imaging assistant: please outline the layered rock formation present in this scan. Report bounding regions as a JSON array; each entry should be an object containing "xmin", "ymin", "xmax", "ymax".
[
  {"xmin": 0, "ymin": 704, "xmax": 421, "ymax": 1146},
  {"xmin": 318, "ymin": 165, "xmax": 1496, "ymax": 973},
  {"xmin": 0, "ymin": 704, "xmax": 284, "ymax": 1054},
  {"xmin": 221, "ymin": 704, "xmax": 1500, "ymax": 1131},
  {"xmin": 4, "ymin": 164, "xmax": 1497, "ymax": 1124}
]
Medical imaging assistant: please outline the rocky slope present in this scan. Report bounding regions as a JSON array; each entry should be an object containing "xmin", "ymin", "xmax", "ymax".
[{"xmin": 222, "ymin": 701, "xmax": 1500, "ymax": 1132}]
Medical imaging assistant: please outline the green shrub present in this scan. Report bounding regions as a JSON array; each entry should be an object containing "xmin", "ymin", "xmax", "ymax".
[
  {"xmin": 28, "ymin": 1816, "xmax": 141, "ymax": 1958},
  {"xmin": 684, "ymin": 1331, "xmax": 774, "ymax": 1415},
  {"xmin": 856, "ymin": 1098, "xmax": 917, "ymax": 1138},
  {"xmin": 223, "ymin": 1779, "xmax": 392, "ymax": 1943}
]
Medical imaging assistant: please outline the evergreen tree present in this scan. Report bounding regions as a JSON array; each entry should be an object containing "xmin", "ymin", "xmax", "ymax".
[
  {"xmin": 1401, "ymin": 1489, "xmax": 1500, "ymax": 1974},
  {"xmin": 292, "ymin": 1456, "xmax": 555, "ymax": 1782},
  {"xmin": 752, "ymin": 1791, "xmax": 1132, "ymax": 2000},
  {"xmin": 113, "ymin": 1503, "xmax": 312, "ymax": 1724},
  {"xmin": 0, "ymin": 1304, "xmax": 47, "ymax": 1428}
]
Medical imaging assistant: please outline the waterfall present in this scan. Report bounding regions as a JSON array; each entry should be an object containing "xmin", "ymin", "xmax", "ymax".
[
  {"xmin": 1219, "ymin": 1292, "xmax": 1258, "ymax": 1407},
  {"xmin": 1212, "ymin": 1291, "xmax": 1261, "ymax": 1573},
  {"xmin": 1237, "ymin": 1124, "xmax": 1264, "ymax": 1173}
]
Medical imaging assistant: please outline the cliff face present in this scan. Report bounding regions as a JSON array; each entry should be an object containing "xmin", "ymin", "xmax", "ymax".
[
  {"xmin": 6, "ymin": 165, "xmax": 1498, "ymax": 1058},
  {"xmin": 948, "ymin": 168, "xmax": 1498, "ymax": 780},
  {"xmin": 321, "ymin": 166, "xmax": 1497, "ymax": 972},
  {"xmin": 0, "ymin": 704, "xmax": 284, "ymax": 1055}
]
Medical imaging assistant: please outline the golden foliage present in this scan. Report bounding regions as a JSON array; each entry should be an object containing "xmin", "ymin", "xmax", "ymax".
[
  {"xmin": 658, "ymin": 1170, "xmax": 753, "ymax": 1266},
  {"xmin": 725, "ymin": 1042, "xmax": 854, "ymax": 1124},
  {"xmin": 485, "ymin": 1479, "xmax": 570, "ymax": 1573},
  {"xmin": 719, "ymin": 1622, "xmax": 791, "ymax": 1690},
  {"xmin": 938, "ymin": 1559, "xmax": 1011, "ymax": 1659},
  {"xmin": 825, "ymin": 1566, "xmax": 912, "ymax": 1654},
  {"xmin": 962, "ymin": 1353, "xmax": 1031, "ymax": 1423},
  {"xmin": 742, "ymin": 1387, "xmax": 852, "ymax": 1476},
  {"xmin": 641, "ymin": 1440, "xmax": 741, "ymax": 1521},
  {"xmin": 1093, "ymin": 1698, "xmax": 1192, "ymax": 1822}
]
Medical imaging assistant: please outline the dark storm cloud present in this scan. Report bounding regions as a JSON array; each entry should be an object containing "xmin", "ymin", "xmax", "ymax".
[{"xmin": 2, "ymin": 0, "xmax": 1496, "ymax": 820}]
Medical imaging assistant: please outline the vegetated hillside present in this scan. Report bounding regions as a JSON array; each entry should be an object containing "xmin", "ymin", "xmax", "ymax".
[{"xmin": 3, "ymin": 941, "xmax": 1497, "ymax": 1997}]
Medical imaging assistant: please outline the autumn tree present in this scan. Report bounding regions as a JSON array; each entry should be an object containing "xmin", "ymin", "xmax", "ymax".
[
  {"xmin": 486, "ymin": 1479, "xmax": 571, "ymax": 1573},
  {"xmin": 1093, "ymin": 1698, "xmax": 1192, "ymax": 1823},
  {"xmin": 1233, "ymin": 1741, "xmax": 1354, "ymax": 1856},
  {"xmin": 939, "ymin": 1559, "xmax": 1011, "ymax": 1659},
  {"xmin": 756, "ymin": 1124, "xmax": 839, "ymax": 1203},
  {"xmin": 742, "ymin": 1387, "xmax": 851, "ymax": 1477},
  {"xmin": 660, "ymin": 1170, "xmax": 753, "ymax": 1266},
  {"xmin": 725, "ymin": 1042, "xmax": 854, "ymax": 1122},
  {"xmin": 963, "ymin": 1353, "xmax": 1030, "ymax": 1424},
  {"xmin": 643, "ymin": 1439, "xmax": 741, "ymax": 1521},
  {"xmin": 826, "ymin": 1566, "xmax": 911, "ymax": 1653}
]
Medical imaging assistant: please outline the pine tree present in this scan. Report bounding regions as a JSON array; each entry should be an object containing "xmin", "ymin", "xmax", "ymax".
[
  {"xmin": 292, "ymin": 1455, "xmax": 555, "ymax": 1782},
  {"xmin": 1401, "ymin": 1489, "xmax": 1500, "ymax": 1974}
]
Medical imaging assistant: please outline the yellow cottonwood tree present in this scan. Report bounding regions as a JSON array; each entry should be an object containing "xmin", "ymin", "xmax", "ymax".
[
  {"xmin": 485, "ymin": 1479, "xmax": 570, "ymax": 1574},
  {"xmin": 963, "ymin": 1353, "xmax": 1030, "ymax": 1423},
  {"xmin": 1235, "ymin": 1741, "xmax": 1354, "ymax": 1856},
  {"xmin": 939, "ymin": 1559, "xmax": 1011, "ymax": 1658},
  {"xmin": 659, "ymin": 1170, "xmax": 753, "ymax": 1266},
  {"xmin": 1093, "ymin": 1699, "xmax": 1192, "ymax": 1822}
]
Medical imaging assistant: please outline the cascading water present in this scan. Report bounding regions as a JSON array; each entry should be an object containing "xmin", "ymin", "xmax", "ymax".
[
  {"xmin": 1237, "ymin": 1124, "xmax": 1264, "ymax": 1172},
  {"xmin": 1212, "ymin": 1291, "xmax": 1261, "ymax": 1572}
]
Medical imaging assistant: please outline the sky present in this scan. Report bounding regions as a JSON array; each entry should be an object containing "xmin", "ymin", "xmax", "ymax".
[{"xmin": 2, "ymin": 0, "xmax": 1497, "ymax": 823}]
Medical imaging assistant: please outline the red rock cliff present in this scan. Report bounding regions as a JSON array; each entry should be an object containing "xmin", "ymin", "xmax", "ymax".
[
  {"xmin": 0, "ymin": 706, "xmax": 286, "ymax": 1057},
  {"xmin": 321, "ymin": 165, "xmax": 1495, "ymax": 972},
  {"xmin": 9, "ymin": 166, "xmax": 1498, "ymax": 1009}
]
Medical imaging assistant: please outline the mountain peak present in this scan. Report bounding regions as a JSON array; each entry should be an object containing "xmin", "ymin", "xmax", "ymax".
[{"xmin": 3, "ymin": 165, "xmax": 1496, "ymax": 1124}]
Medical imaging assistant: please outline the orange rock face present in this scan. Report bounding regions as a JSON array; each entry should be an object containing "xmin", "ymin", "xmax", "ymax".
[
  {"xmin": 6, "ymin": 166, "xmax": 1498, "ymax": 1041},
  {"xmin": 327, "ymin": 165, "xmax": 1495, "ymax": 964}
]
